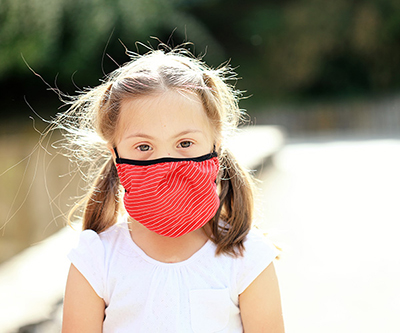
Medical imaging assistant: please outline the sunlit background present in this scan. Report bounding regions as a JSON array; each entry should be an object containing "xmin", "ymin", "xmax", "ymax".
[{"xmin": 1, "ymin": 0, "xmax": 400, "ymax": 332}]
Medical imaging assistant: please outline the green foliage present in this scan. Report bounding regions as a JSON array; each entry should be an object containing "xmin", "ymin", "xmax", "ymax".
[
  {"xmin": 0, "ymin": 0, "xmax": 222, "ymax": 90},
  {"xmin": 188, "ymin": 0, "xmax": 400, "ymax": 102},
  {"xmin": 1, "ymin": 0, "xmax": 400, "ymax": 115},
  {"xmin": 0, "ymin": 0, "xmax": 158, "ymax": 79}
]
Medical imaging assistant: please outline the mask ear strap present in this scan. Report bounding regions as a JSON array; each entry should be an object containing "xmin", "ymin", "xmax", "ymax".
[{"xmin": 113, "ymin": 147, "xmax": 120, "ymax": 159}]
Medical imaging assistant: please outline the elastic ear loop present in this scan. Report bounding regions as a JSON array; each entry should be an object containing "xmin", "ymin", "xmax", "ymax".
[
  {"xmin": 113, "ymin": 147, "xmax": 120, "ymax": 160},
  {"xmin": 113, "ymin": 147, "xmax": 127, "ymax": 193}
]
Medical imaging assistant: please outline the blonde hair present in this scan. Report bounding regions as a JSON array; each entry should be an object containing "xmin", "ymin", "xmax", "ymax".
[{"xmin": 55, "ymin": 47, "xmax": 254, "ymax": 256}]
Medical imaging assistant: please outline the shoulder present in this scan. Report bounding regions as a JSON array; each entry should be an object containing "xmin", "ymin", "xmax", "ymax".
[
  {"xmin": 242, "ymin": 228, "xmax": 279, "ymax": 262},
  {"xmin": 70, "ymin": 220, "xmax": 127, "ymax": 254},
  {"xmin": 98, "ymin": 220, "xmax": 129, "ymax": 245},
  {"xmin": 236, "ymin": 229, "xmax": 285, "ymax": 331},
  {"xmin": 239, "ymin": 260, "xmax": 285, "ymax": 332},
  {"xmin": 234, "ymin": 228, "xmax": 280, "ymax": 295},
  {"xmin": 67, "ymin": 218, "xmax": 129, "ymax": 298}
]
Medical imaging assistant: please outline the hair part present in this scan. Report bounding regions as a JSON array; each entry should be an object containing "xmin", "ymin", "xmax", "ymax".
[{"xmin": 55, "ymin": 46, "xmax": 254, "ymax": 256}]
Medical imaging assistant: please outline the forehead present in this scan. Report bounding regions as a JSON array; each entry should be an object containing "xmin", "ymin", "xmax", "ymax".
[{"xmin": 116, "ymin": 90, "xmax": 214, "ymax": 141}]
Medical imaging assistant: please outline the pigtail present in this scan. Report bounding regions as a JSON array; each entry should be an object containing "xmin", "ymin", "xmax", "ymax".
[
  {"xmin": 198, "ymin": 66, "xmax": 255, "ymax": 256},
  {"xmin": 212, "ymin": 148, "xmax": 254, "ymax": 256},
  {"xmin": 81, "ymin": 158, "xmax": 121, "ymax": 232}
]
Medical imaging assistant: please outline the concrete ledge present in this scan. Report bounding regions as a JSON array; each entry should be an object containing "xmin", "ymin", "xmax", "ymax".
[
  {"xmin": 229, "ymin": 125, "xmax": 286, "ymax": 172},
  {"xmin": 0, "ymin": 125, "xmax": 285, "ymax": 332},
  {"xmin": 0, "ymin": 226, "xmax": 79, "ymax": 332}
]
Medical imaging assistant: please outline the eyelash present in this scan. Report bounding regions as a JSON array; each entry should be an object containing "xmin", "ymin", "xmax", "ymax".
[
  {"xmin": 136, "ymin": 144, "xmax": 152, "ymax": 152},
  {"xmin": 178, "ymin": 141, "xmax": 193, "ymax": 148},
  {"xmin": 134, "ymin": 141, "xmax": 193, "ymax": 152}
]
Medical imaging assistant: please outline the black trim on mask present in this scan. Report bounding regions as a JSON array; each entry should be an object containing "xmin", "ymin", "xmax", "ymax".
[{"xmin": 114, "ymin": 147, "xmax": 217, "ymax": 166}]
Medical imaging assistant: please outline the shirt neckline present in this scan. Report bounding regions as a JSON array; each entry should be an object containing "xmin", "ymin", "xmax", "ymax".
[{"xmin": 119, "ymin": 216, "xmax": 214, "ymax": 267}]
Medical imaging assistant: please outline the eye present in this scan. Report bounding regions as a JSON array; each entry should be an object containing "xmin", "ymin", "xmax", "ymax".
[
  {"xmin": 136, "ymin": 144, "xmax": 152, "ymax": 152},
  {"xmin": 178, "ymin": 141, "xmax": 193, "ymax": 148}
]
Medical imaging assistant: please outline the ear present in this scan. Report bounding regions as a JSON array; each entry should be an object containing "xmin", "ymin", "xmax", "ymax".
[
  {"xmin": 107, "ymin": 144, "xmax": 117, "ymax": 162},
  {"xmin": 214, "ymin": 140, "xmax": 222, "ymax": 153}
]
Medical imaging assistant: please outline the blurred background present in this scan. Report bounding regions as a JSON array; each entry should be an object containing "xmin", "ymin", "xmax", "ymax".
[{"xmin": 1, "ymin": 0, "xmax": 400, "ymax": 332}]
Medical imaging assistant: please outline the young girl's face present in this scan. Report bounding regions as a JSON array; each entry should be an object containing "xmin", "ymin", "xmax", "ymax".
[{"xmin": 115, "ymin": 90, "xmax": 215, "ymax": 160}]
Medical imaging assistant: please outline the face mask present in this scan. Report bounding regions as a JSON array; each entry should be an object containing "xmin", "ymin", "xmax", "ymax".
[{"xmin": 114, "ymin": 148, "xmax": 220, "ymax": 238}]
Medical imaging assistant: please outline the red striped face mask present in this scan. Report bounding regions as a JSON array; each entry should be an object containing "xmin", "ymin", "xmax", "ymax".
[{"xmin": 114, "ymin": 148, "xmax": 220, "ymax": 238}]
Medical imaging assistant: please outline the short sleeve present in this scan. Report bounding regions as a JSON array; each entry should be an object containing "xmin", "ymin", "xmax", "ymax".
[
  {"xmin": 235, "ymin": 229, "xmax": 280, "ymax": 295},
  {"xmin": 67, "ymin": 229, "xmax": 105, "ymax": 299}
]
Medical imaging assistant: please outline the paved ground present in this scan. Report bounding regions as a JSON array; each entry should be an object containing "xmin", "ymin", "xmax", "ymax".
[
  {"xmin": 0, "ymin": 126, "xmax": 284, "ymax": 332},
  {"xmin": 2, "ymin": 129, "xmax": 399, "ymax": 332},
  {"xmin": 256, "ymin": 134, "xmax": 400, "ymax": 333}
]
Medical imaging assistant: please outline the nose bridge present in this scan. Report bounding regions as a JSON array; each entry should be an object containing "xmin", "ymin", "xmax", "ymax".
[{"xmin": 155, "ymin": 141, "xmax": 173, "ymax": 159}]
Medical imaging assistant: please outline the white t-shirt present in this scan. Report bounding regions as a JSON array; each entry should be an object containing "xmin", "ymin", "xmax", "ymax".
[{"xmin": 68, "ymin": 217, "xmax": 278, "ymax": 332}]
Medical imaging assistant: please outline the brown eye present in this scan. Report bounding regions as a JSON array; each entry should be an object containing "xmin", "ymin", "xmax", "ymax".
[
  {"xmin": 137, "ymin": 144, "xmax": 151, "ymax": 151},
  {"xmin": 179, "ymin": 141, "xmax": 192, "ymax": 148}
]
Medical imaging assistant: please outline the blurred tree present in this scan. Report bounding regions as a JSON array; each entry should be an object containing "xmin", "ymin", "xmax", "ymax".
[
  {"xmin": 0, "ymin": 0, "xmax": 223, "ymax": 116},
  {"xmin": 1, "ymin": 0, "xmax": 400, "ymax": 115},
  {"xmin": 187, "ymin": 0, "xmax": 400, "ymax": 103}
]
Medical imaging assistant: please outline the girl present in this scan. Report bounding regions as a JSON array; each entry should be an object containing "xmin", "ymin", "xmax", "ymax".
[{"xmin": 61, "ymin": 46, "xmax": 284, "ymax": 332}]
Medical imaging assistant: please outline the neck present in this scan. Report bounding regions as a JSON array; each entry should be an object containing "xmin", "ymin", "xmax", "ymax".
[{"xmin": 127, "ymin": 216, "xmax": 211, "ymax": 263}]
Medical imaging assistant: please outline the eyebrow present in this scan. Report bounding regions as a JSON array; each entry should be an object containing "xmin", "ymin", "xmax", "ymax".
[
  {"xmin": 124, "ymin": 132, "xmax": 154, "ymax": 140},
  {"xmin": 123, "ymin": 129, "xmax": 203, "ymax": 141},
  {"xmin": 172, "ymin": 129, "xmax": 203, "ymax": 139}
]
